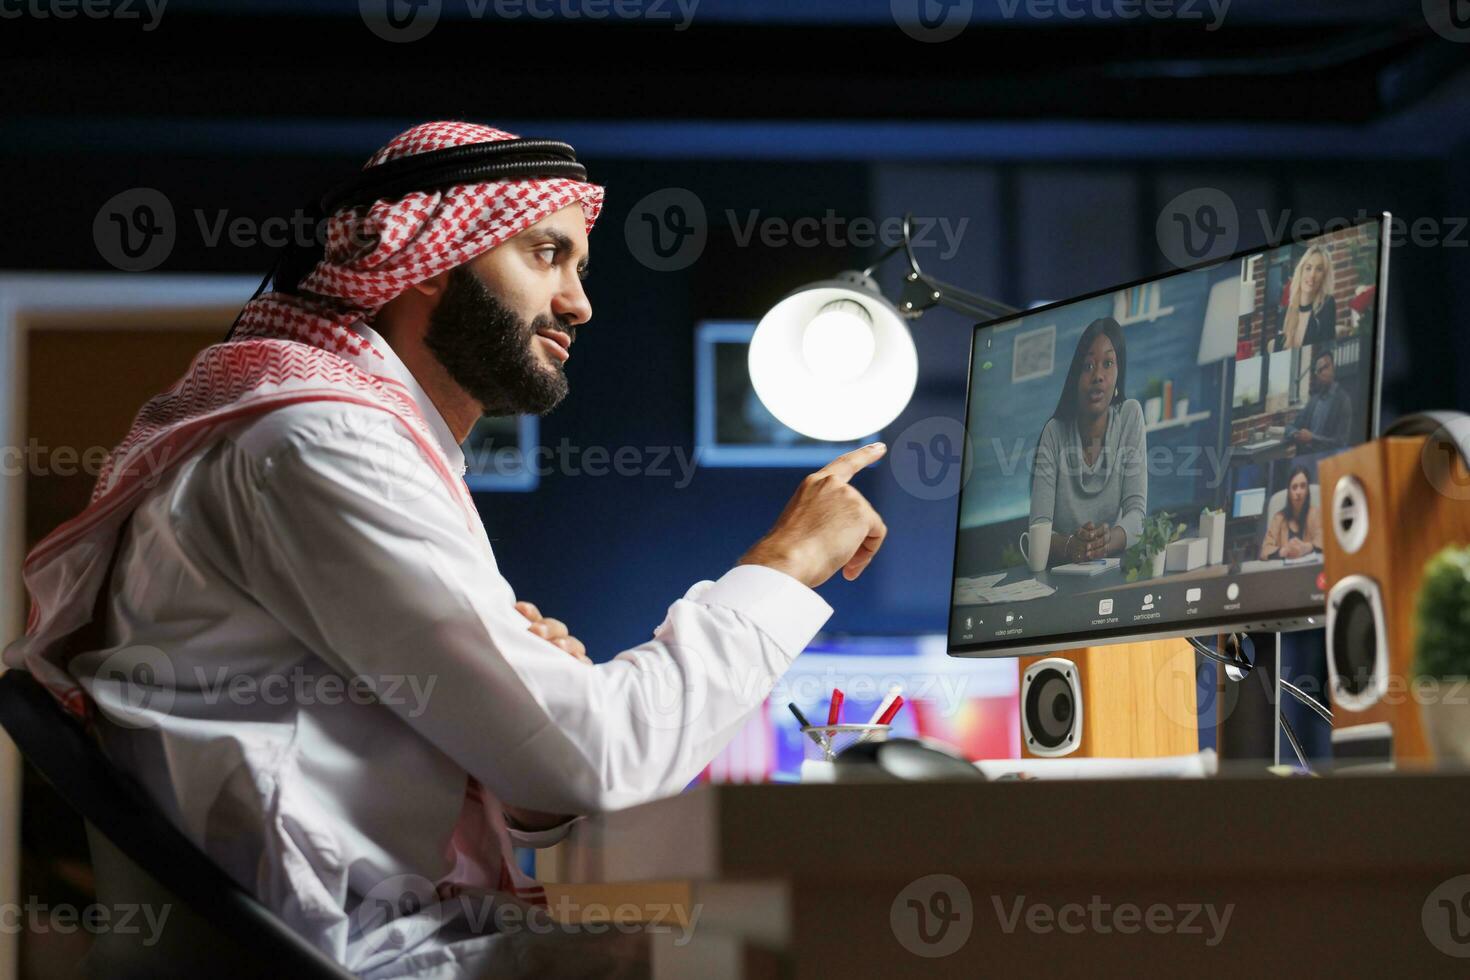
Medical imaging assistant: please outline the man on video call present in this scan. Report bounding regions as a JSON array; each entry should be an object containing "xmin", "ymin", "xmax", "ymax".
[
  {"xmin": 4, "ymin": 121, "xmax": 890, "ymax": 978},
  {"xmin": 1285, "ymin": 346, "xmax": 1353, "ymax": 452}
]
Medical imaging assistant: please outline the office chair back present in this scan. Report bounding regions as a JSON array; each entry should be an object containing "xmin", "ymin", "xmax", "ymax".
[{"xmin": 0, "ymin": 668, "xmax": 358, "ymax": 979}]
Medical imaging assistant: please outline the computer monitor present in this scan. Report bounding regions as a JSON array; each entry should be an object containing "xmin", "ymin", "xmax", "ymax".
[
  {"xmin": 1232, "ymin": 487, "xmax": 1265, "ymax": 518},
  {"xmin": 948, "ymin": 214, "xmax": 1389, "ymax": 657}
]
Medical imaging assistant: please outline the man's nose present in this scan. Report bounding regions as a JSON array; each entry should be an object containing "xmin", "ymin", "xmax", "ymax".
[{"xmin": 553, "ymin": 277, "xmax": 592, "ymax": 328}]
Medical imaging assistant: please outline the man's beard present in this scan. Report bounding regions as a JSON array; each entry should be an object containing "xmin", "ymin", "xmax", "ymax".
[{"xmin": 423, "ymin": 266, "xmax": 573, "ymax": 417}]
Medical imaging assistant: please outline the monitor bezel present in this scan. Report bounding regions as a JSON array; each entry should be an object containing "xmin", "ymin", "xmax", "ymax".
[{"xmin": 946, "ymin": 212, "xmax": 1391, "ymax": 658}]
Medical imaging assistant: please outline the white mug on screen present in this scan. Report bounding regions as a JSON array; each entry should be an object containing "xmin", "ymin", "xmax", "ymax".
[{"xmin": 1019, "ymin": 522, "xmax": 1051, "ymax": 573}]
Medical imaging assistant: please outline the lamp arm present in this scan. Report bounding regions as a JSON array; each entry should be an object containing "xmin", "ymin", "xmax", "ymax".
[
  {"xmin": 862, "ymin": 242, "xmax": 906, "ymax": 279},
  {"xmin": 907, "ymin": 272, "xmax": 1020, "ymax": 320},
  {"xmin": 896, "ymin": 211, "xmax": 1019, "ymax": 321}
]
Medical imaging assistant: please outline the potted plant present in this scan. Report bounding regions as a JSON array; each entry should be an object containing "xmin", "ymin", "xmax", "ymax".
[
  {"xmin": 1124, "ymin": 511, "xmax": 1184, "ymax": 582},
  {"xmin": 1412, "ymin": 544, "xmax": 1470, "ymax": 765}
]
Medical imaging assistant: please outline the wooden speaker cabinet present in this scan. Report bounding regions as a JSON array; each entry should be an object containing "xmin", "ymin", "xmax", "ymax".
[
  {"xmin": 1019, "ymin": 640, "xmax": 1199, "ymax": 758},
  {"xmin": 1320, "ymin": 432, "xmax": 1470, "ymax": 766}
]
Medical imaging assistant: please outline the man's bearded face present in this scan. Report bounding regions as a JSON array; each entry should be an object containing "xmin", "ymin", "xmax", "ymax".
[{"xmin": 423, "ymin": 265, "xmax": 573, "ymax": 417}]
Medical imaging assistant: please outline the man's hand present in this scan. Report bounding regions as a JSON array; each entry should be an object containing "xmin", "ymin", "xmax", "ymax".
[
  {"xmin": 503, "ymin": 601, "xmax": 589, "ymax": 832},
  {"xmin": 737, "ymin": 443, "xmax": 889, "ymax": 589},
  {"xmin": 515, "ymin": 601, "xmax": 591, "ymax": 665},
  {"xmin": 1295, "ymin": 429, "xmax": 1313, "ymax": 444}
]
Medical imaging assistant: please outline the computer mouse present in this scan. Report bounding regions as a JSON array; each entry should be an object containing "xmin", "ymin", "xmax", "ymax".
[{"xmin": 834, "ymin": 737, "xmax": 986, "ymax": 781}]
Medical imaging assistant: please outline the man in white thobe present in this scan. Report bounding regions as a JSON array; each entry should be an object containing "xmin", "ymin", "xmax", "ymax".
[{"xmin": 4, "ymin": 121, "xmax": 889, "ymax": 978}]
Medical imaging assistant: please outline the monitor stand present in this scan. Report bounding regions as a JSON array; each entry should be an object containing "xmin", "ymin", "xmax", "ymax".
[{"xmin": 1214, "ymin": 632, "xmax": 1284, "ymax": 767}]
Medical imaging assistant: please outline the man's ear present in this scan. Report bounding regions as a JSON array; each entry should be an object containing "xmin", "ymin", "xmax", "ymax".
[{"xmin": 409, "ymin": 269, "xmax": 453, "ymax": 298}]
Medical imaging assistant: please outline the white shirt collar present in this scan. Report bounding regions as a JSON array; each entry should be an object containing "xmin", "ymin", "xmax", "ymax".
[{"xmin": 348, "ymin": 321, "xmax": 467, "ymax": 476}]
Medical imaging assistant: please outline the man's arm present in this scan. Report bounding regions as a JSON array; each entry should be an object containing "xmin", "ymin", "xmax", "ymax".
[
  {"xmin": 232, "ymin": 409, "xmax": 854, "ymax": 815},
  {"xmin": 1284, "ymin": 399, "xmax": 1311, "ymax": 442},
  {"xmin": 1325, "ymin": 387, "xmax": 1354, "ymax": 448}
]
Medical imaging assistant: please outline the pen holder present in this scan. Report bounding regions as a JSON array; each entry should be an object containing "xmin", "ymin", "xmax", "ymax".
[{"xmin": 801, "ymin": 723, "xmax": 891, "ymax": 763}]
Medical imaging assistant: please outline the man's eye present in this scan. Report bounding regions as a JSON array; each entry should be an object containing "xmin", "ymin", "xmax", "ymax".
[{"xmin": 536, "ymin": 248, "xmax": 558, "ymax": 265}]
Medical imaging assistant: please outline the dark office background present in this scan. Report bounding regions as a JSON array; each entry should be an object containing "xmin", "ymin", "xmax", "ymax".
[{"xmin": 3, "ymin": 1, "xmax": 1470, "ymax": 743}]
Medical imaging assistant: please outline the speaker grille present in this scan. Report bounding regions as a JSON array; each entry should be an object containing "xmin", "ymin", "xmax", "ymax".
[
  {"xmin": 1332, "ymin": 475, "xmax": 1369, "ymax": 554},
  {"xmin": 1331, "ymin": 590, "xmax": 1379, "ymax": 697},
  {"xmin": 1024, "ymin": 667, "xmax": 1076, "ymax": 750}
]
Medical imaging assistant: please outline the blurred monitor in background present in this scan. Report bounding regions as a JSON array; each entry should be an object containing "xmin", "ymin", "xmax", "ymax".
[{"xmin": 699, "ymin": 635, "xmax": 1020, "ymax": 784}]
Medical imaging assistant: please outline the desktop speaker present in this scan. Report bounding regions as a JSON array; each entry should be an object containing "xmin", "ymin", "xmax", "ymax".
[
  {"xmin": 1320, "ymin": 413, "xmax": 1470, "ymax": 767},
  {"xmin": 1019, "ymin": 640, "xmax": 1199, "ymax": 759}
]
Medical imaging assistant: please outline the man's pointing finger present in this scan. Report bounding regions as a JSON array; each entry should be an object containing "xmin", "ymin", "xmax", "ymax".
[{"xmin": 816, "ymin": 442, "xmax": 887, "ymax": 485}]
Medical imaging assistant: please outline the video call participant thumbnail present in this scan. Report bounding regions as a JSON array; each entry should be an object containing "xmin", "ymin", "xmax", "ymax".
[
  {"xmin": 1258, "ymin": 463, "xmax": 1323, "ymax": 560},
  {"xmin": 1286, "ymin": 346, "xmax": 1353, "ymax": 452},
  {"xmin": 1027, "ymin": 316, "xmax": 1148, "ymax": 567}
]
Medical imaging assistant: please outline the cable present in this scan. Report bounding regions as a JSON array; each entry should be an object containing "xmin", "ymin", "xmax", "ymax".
[
  {"xmin": 1278, "ymin": 711, "xmax": 1312, "ymax": 773},
  {"xmin": 1187, "ymin": 633, "xmax": 1252, "ymax": 677},
  {"xmin": 1280, "ymin": 678, "xmax": 1333, "ymax": 724}
]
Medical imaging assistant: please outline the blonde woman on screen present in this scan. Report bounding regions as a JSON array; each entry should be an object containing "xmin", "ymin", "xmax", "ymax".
[{"xmin": 1278, "ymin": 244, "xmax": 1336, "ymax": 350}]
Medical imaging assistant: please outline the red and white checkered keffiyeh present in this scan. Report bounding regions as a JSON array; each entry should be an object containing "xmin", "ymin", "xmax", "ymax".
[
  {"xmin": 5, "ymin": 121, "xmax": 606, "ymax": 723},
  {"xmin": 231, "ymin": 120, "xmax": 604, "ymax": 361}
]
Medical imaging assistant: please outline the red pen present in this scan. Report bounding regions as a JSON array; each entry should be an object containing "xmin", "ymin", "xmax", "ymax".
[
  {"xmin": 827, "ymin": 689, "xmax": 845, "ymax": 728},
  {"xmin": 875, "ymin": 695, "xmax": 905, "ymax": 726},
  {"xmin": 866, "ymin": 684, "xmax": 903, "ymax": 725}
]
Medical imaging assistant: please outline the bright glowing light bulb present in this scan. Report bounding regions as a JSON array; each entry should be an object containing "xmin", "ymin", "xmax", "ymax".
[{"xmin": 801, "ymin": 300, "xmax": 875, "ymax": 382}]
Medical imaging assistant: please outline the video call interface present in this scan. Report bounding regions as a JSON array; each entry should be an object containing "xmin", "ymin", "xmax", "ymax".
[{"xmin": 949, "ymin": 219, "xmax": 1382, "ymax": 654}]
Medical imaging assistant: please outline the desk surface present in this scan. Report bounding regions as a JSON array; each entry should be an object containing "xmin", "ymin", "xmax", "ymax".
[
  {"xmin": 551, "ymin": 775, "xmax": 1470, "ymax": 977},
  {"xmin": 556, "ymin": 771, "xmax": 1470, "ymax": 885},
  {"xmin": 970, "ymin": 560, "xmax": 1232, "ymax": 602}
]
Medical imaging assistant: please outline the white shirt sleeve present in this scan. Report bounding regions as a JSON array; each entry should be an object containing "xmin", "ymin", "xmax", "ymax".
[
  {"xmin": 504, "ymin": 815, "xmax": 582, "ymax": 849},
  {"xmin": 229, "ymin": 408, "xmax": 832, "ymax": 815}
]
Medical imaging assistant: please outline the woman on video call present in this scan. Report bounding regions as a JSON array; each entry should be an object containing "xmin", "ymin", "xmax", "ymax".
[
  {"xmin": 1259, "ymin": 464, "xmax": 1322, "ymax": 560},
  {"xmin": 1029, "ymin": 316, "xmax": 1148, "ymax": 565},
  {"xmin": 1278, "ymin": 244, "xmax": 1337, "ymax": 350}
]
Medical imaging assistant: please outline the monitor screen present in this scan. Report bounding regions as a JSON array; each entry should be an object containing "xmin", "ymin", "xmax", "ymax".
[
  {"xmin": 1232, "ymin": 487, "xmax": 1266, "ymax": 518},
  {"xmin": 949, "ymin": 216, "xmax": 1387, "ymax": 657}
]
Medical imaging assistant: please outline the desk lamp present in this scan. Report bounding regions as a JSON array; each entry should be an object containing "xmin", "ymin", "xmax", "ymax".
[{"xmin": 748, "ymin": 214, "xmax": 1017, "ymax": 441}]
